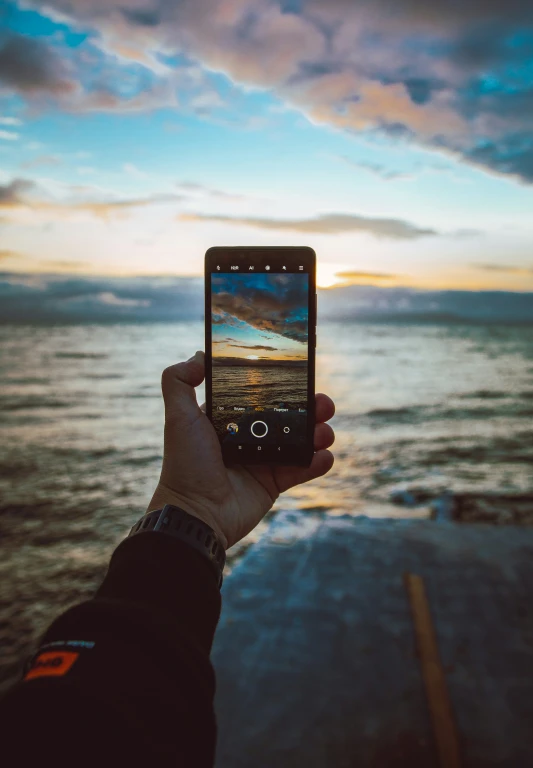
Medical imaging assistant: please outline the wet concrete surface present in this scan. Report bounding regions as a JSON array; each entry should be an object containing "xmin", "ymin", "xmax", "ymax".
[{"xmin": 212, "ymin": 511, "xmax": 533, "ymax": 767}]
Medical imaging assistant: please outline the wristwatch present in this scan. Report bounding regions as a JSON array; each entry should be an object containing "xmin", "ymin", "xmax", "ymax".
[{"xmin": 128, "ymin": 504, "xmax": 226, "ymax": 588}]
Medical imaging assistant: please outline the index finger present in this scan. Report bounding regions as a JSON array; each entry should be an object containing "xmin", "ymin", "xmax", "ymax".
[{"xmin": 315, "ymin": 393, "xmax": 335, "ymax": 424}]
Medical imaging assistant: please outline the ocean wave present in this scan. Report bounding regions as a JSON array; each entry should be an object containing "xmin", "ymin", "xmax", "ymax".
[
  {"xmin": 385, "ymin": 485, "xmax": 533, "ymax": 524},
  {"xmin": 451, "ymin": 493, "xmax": 533, "ymax": 524},
  {"xmin": 364, "ymin": 406, "xmax": 417, "ymax": 419},
  {"xmin": 0, "ymin": 397, "xmax": 71, "ymax": 411},
  {"xmin": 115, "ymin": 393, "xmax": 159, "ymax": 399},
  {"xmin": 460, "ymin": 389, "xmax": 533, "ymax": 401},
  {"xmin": 122, "ymin": 454, "xmax": 162, "ymax": 466},
  {"xmin": 0, "ymin": 501, "xmax": 51, "ymax": 519},
  {"xmin": 2, "ymin": 377, "xmax": 50, "ymax": 385},
  {"xmin": 55, "ymin": 352, "xmax": 108, "ymax": 359},
  {"xmin": 459, "ymin": 390, "xmax": 509, "ymax": 399},
  {"xmin": 340, "ymin": 402, "xmax": 533, "ymax": 426},
  {"xmin": 418, "ymin": 432, "xmax": 533, "ymax": 465},
  {"xmin": 214, "ymin": 380, "xmax": 304, "ymax": 390}
]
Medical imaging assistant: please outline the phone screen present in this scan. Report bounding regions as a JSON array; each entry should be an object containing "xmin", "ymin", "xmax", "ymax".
[{"xmin": 205, "ymin": 247, "xmax": 316, "ymax": 466}]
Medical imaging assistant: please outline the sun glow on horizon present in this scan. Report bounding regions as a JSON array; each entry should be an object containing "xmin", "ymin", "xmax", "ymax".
[
  {"xmin": 315, "ymin": 262, "xmax": 346, "ymax": 288},
  {"xmin": 317, "ymin": 261, "xmax": 405, "ymax": 289},
  {"xmin": 246, "ymin": 354, "xmax": 260, "ymax": 359}
]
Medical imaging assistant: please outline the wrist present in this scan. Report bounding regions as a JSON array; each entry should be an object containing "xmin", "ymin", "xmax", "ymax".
[{"xmin": 147, "ymin": 483, "xmax": 229, "ymax": 550}]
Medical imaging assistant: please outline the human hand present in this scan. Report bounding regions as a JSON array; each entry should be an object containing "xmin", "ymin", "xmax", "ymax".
[{"xmin": 148, "ymin": 351, "xmax": 335, "ymax": 549}]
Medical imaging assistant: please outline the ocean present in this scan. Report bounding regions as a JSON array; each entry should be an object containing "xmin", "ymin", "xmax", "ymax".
[
  {"xmin": 211, "ymin": 364, "xmax": 308, "ymax": 436},
  {"xmin": 1, "ymin": 319, "xmax": 532, "ymax": 690},
  {"xmin": 212, "ymin": 364, "xmax": 308, "ymax": 410}
]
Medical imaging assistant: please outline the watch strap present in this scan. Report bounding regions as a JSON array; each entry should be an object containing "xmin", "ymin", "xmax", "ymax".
[{"xmin": 128, "ymin": 505, "xmax": 226, "ymax": 588}]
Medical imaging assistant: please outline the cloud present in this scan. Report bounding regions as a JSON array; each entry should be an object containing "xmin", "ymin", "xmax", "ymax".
[
  {"xmin": 21, "ymin": 155, "xmax": 63, "ymax": 170},
  {"xmin": 306, "ymin": 0, "xmax": 530, "ymax": 28},
  {"xmin": 0, "ymin": 116, "xmax": 22, "ymax": 126},
  {"xmin": 451, "ymin": 228, "xmax": 481, "ymax": 238},
  {"xmin": 473, "ymin": 263, "xmax": 533, "ymax": 275},
  {"xmin": 5, "ymin": 1, "xmax": 533, "ymax": 180},
  {"xmin": 120, "ymin": 7, "xmax": 160, "ymax": 28},
  {"xmin": 38, "ymin": 259, "xmax": 91, "ymax": 271},
  {"xmin": 318, "ymin": 281, "xmax": 533, "ymax": 323},
  {"xmin": 335, "ymin": 270, "xmax": 401, "ymax": 281},
  {"xmin": 0, "ymin": 129, "xmax": 19, "ymax": 141},
  {"xmin": 64, "ymin": 81, "xmax": 177, "ymax": 114},
  {"xmin": 123, "ymin": 162, "xmax": 147, "ymax": 178},
  {"xmin": 0, "ymin": 274, "xmax": 203, "ymax": 322},
  {"xmin": 189, "ymin": 89, "xmax": 226, "ymax": 115},
  {"xmin": 180, "ymin": 211, "xmax": 436, "ymax": 239},
  {"xmin": 0, "ymin": 33, "xmax": 75, "ymax": 95},
  {"xmin": 177, "ymin": 180, "xmax": 246, "ymax": 200},
  {"xmin": 75, "ymin": 291, "xmax": 150, "ymax": 308},
  {"xmin": 0, "ymin": 250, "xmax": 91, "ymax": 273},
  {"xmin": 0, "ymin": 179, "xmax": 36, "ymax": 207},
  {"xmin": 0, "ymin": 249, "xmax": 27, "ymax": 262},
  {"xmin": 58, "ymin": 193, "xmax": 183, "ymax": 218},
  {"xmin": 76, "ymin": 166, "xmax": 96, "ymax": 176},
  {"xmin": 1, "ymin": 273, "xmax": 532, "ymax": 324},
  {"xmin": 228, "ymin": 343, "xmax": 278, "ymax": 351},
  {"xmin": 0, "ymin": 31, "xmax": 176, "ymax": 114},
  {"xmin": 0, "ymin": 176, "xmax": 184, "ymax": 220},
  {"xmin": 213, "ymin": 273, "xmax": 309, "ymax": 343},
  {"xmin": 337, "ymin": 156, "xmax": 413, "ymax": 181}
]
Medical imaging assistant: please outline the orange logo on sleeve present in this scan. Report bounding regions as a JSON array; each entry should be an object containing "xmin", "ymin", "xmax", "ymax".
[{"xmin": 25, "ymin": 651, "xmax": 79, "ymax": 681}]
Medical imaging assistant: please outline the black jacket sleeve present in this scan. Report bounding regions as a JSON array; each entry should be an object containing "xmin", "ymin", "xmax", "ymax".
[{"xmin": 0, "ymin": 531, "xmax": 222, "ymax": 768}]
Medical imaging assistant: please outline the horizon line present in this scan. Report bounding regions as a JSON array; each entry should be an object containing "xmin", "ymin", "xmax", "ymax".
[{"xmin": 1, "ymin": 269, "xmax": 533, "ymax": 295}]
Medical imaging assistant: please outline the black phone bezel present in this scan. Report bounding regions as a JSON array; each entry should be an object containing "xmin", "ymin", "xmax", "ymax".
[{"xmin": 205, "ymin": 246, "xmax": 316, "ymax": 467}]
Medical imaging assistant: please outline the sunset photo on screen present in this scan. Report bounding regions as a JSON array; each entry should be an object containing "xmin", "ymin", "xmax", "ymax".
[{"xmin": 211, "ymin": 272, "xmax": 309, "ymax": 433}]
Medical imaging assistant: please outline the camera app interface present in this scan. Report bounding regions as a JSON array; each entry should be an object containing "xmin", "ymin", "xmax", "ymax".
[{"xmin": 211, "ymin": 268, "xmax": 309, "ymax": 449}]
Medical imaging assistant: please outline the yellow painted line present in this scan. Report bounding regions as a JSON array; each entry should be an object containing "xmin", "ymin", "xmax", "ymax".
[{"xmin": 404, "ymin": 573, "xmax": 462, "ymax": 768}]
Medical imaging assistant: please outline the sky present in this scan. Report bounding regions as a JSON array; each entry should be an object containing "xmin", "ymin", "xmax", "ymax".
[
  {"xmin": 212, "ymin": 272, "xmax": 308, "ymax": 359},
  {"xmin": 0, "ymin": 0, "xmax": 532, "ymax": 292}
]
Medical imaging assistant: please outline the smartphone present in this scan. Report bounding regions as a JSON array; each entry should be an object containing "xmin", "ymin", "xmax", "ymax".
[{"xmin": 205, "ymin": 246, "xmax": 316, "ymax": 466}]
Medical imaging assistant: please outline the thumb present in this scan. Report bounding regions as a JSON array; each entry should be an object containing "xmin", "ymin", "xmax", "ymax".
[{"xmin": 161, "ymin": 351, "xmax": 205, "ymax": 421}]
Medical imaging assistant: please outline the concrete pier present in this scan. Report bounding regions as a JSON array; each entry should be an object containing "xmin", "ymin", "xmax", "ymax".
[{"xmin": 212, "ymin": 510, "xmax": 533, "ymax": 767}]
